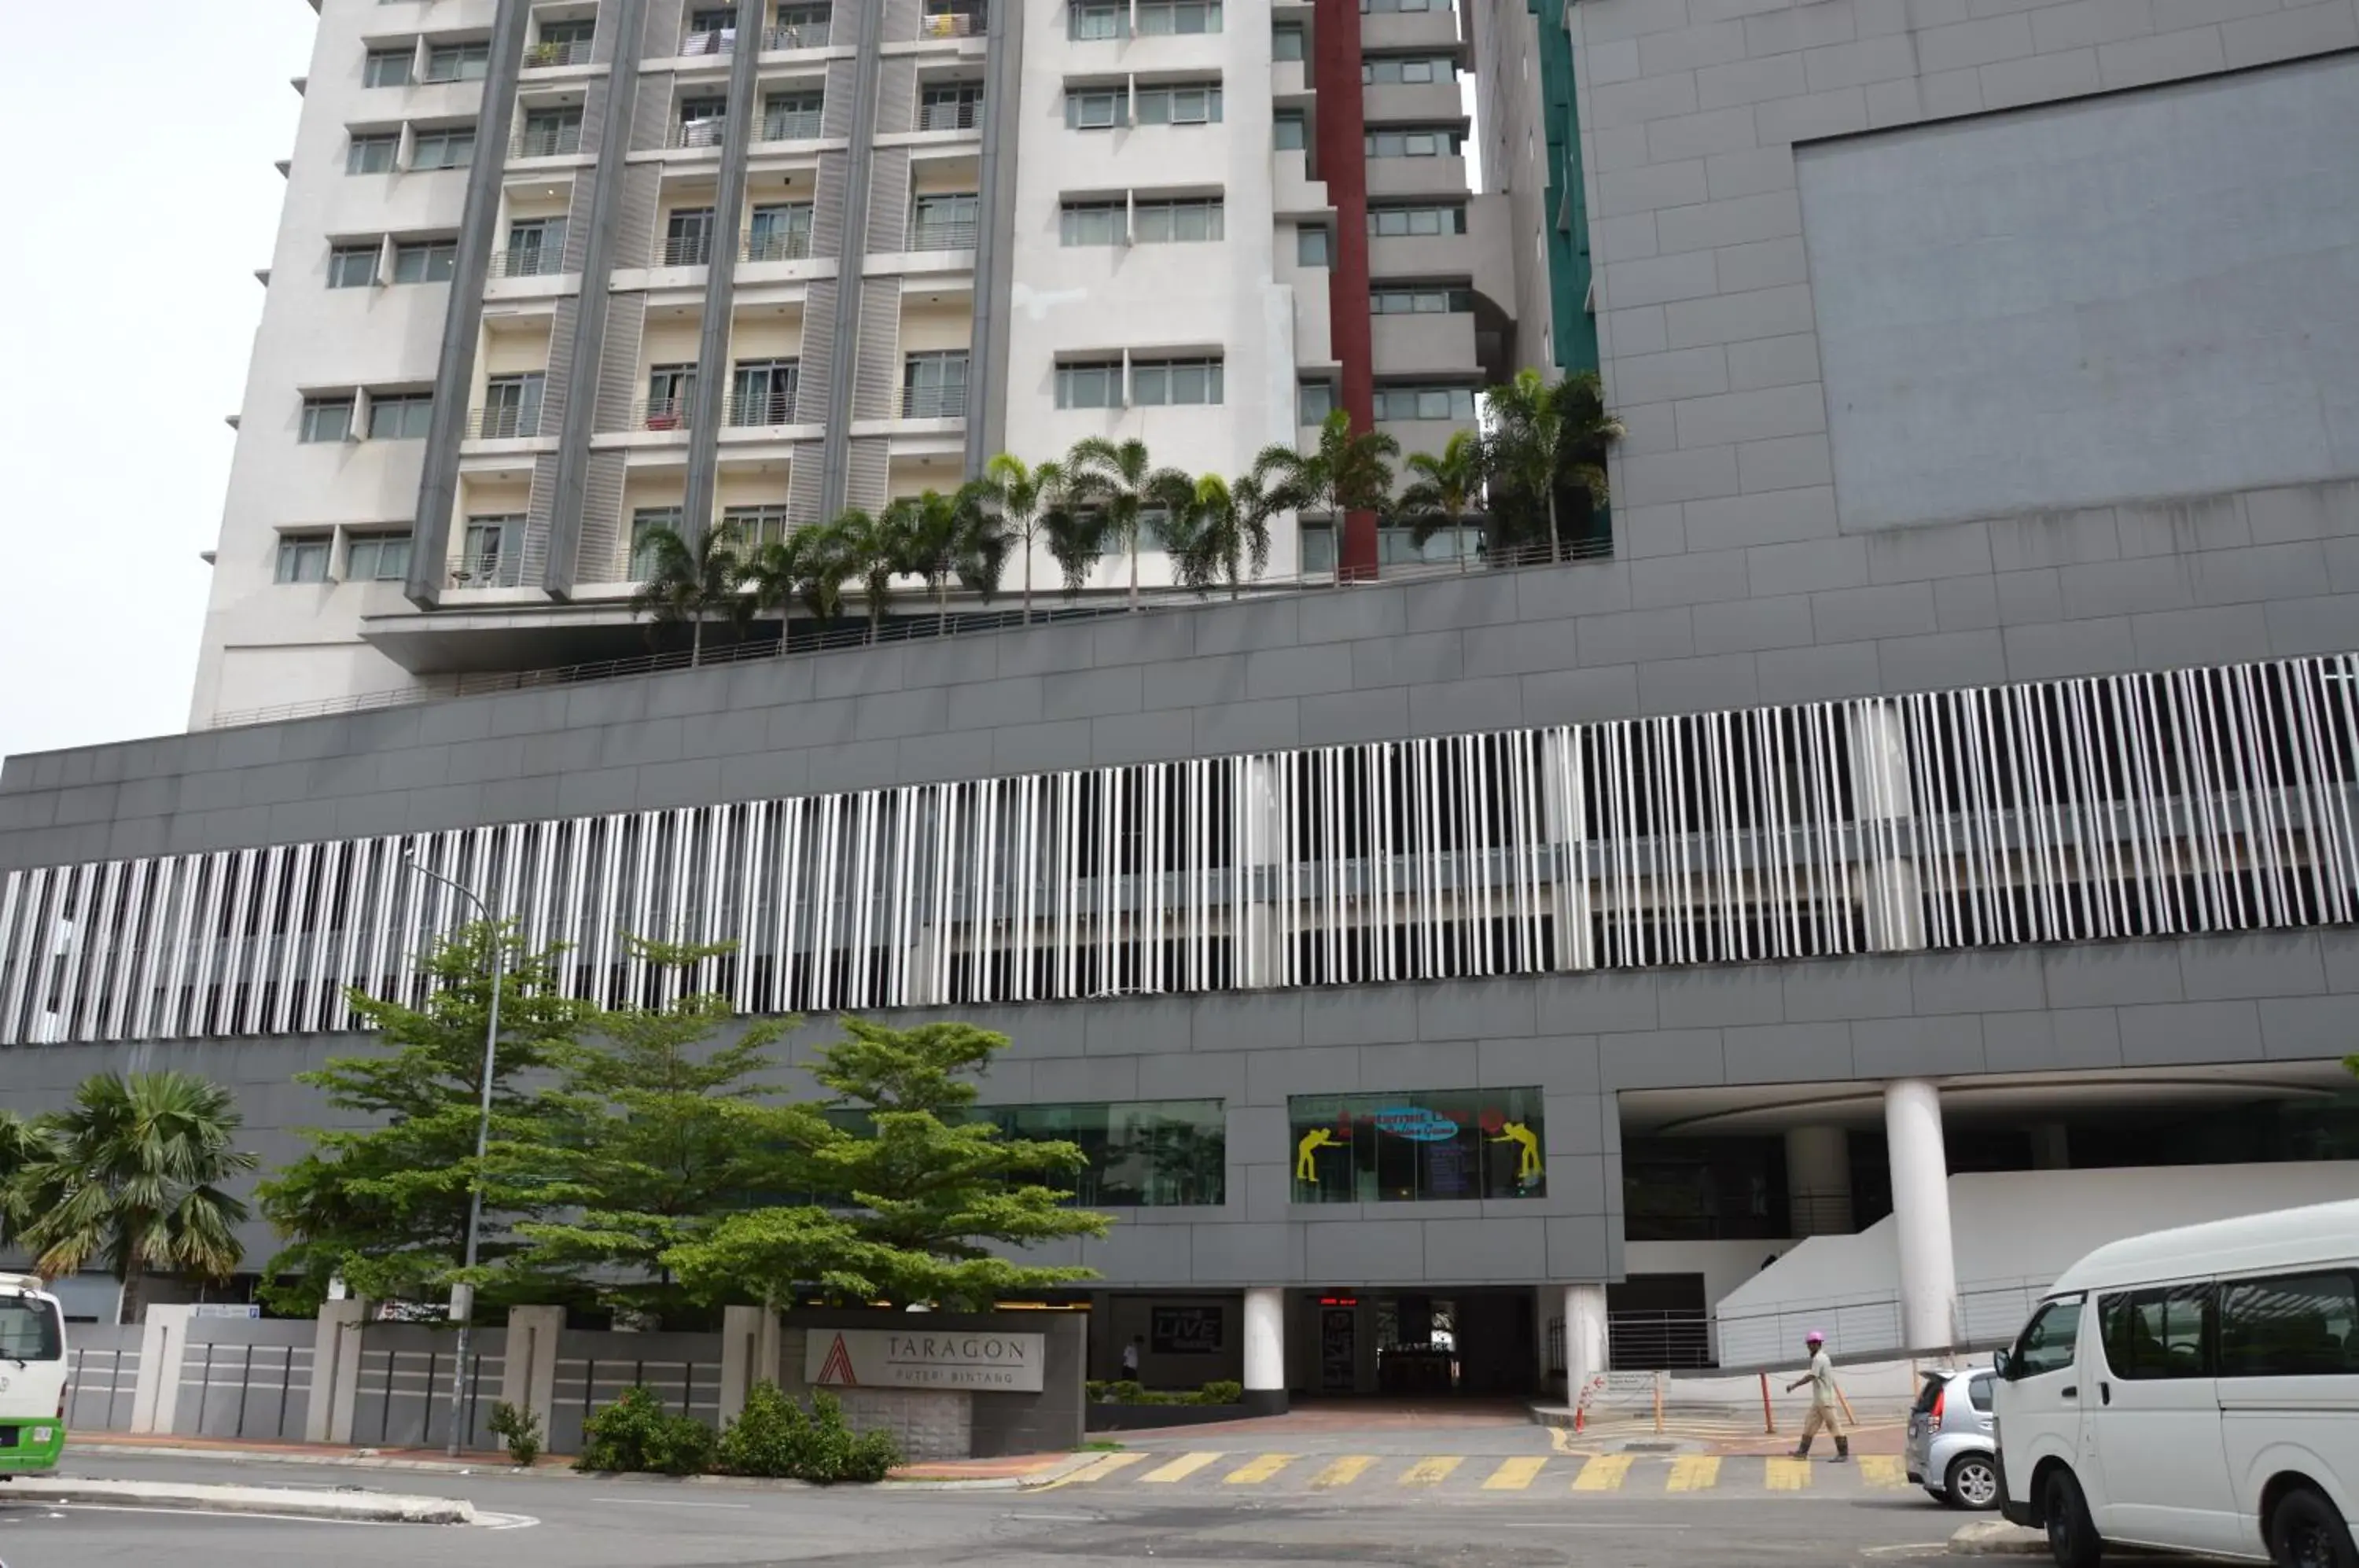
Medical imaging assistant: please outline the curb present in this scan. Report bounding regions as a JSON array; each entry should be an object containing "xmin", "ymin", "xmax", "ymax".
[
  {"xmin": 1949, "ymin": 1521, "xmax": 2047, "ymax": 1556},
  {"xmin": 7, "ymin": 1477, "xmax": 473, "ymax": 1526}
]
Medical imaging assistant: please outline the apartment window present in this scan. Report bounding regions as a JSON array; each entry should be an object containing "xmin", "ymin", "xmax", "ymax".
[
  {"xmin": 368, "ymin": 392, "xmax": 435, "ymax": 439},
  {"xmin": 502, "ymin": 217, "xmax": 566, "ymax": 275},
  {"xmin": 1368, "ymin": 202, "xmax": 1468, "ymax": 236},
  {"xmin": 516, "ymin": 106, "xmax": 582, "ymax": 157},
  {"xmin": 412, "ymin": 127, "xmax": 477, "ymax": 169},
  {"xmin": 391, "ymin": 238, "xmax": 458, "ymax": 284},
  {"xmin": 1059, "ymin": 201, "xmax": 1123, "ymax": 246},
  {"xmin": 629, "ymin": 508, "xmax": 682, "ymax": 579},
  {"xmin": 1136, "ymin": 0, "xmax": 1221, "ymax": 32},
  {"xmin": 1370, "ymin": 286, "xmax": 1474, "ymax": 313},
  {"xmin": 911, "ymin": 192, "xmax": 979, "ymax": 249},
  {"xmin": 663, "ymin": 208, "xmax": 716, "ymax": 267},
  {"xmin": 362, "ymin": 47, "xmax": 414, "ymax": 87},
  {"xmin": 1065, "ymin": 86, "xmax": 1124, "ymax": 129},
  {"xmin": 1365, "ymin": 127, "xmax": 1461, "ymax": 157},
  {"xmin": 1272, "ymin": 24, "xmax": 1305, "ymax": 60},
  {"xmin": 772, "ymin": 3, "xmax": 831, "ymax": 45},
  {"xmin": 275, "ymin": 534, "xmax": 332, "ymax": 584},
  {"xmin": 729, "ymin": 359, "xmax": 800, "ymax": 425},
  {"xmin": 1068, "ymin": 0, "xmax": 1124, "ymax": 38},
  {"xmin": 1290, "ymin": 1089, "xmax": 1547, "ymax": 1203},
  {"xmin": 723, "ymin": 505, "xmax": 793, "ymax": 550},
  {"xmin": 677, "ymin": 97, "xmax": 729, "ymax": 146},
  {"xmin": 747, "ymin": 202, "xmax": 815, "ymax": 261},
  {"xmin": 421, "ymin": 40, "xmax": 492, "ymax": 82},
  {"xmin": 1131, "ymin": 357, "xmax": 1222, "ymax": 406},
  {"xmin": 1297, "ymin": 225, "xmax": 1331, "ymax": 267},
  {"xmin": 462, "ymin": 516, "xmax": 523, "ymax": 586},
  {"xmin": 1273, "ymin": 109, "xmax": 1307, "ymax": 150},
  {"xmin": 762, "ymin": 90, "xmax": 823, "ymax": 141},
  {"xmin": 327, "ymin": 244, "xmax": 381, "ymax": 288},
  {"xmin": 920, "ymin": 82, "xmax": 984, "ymax": 131},
  {"xmin": 1299, "ymin": 521, "xmax": 1335, "ymax": 573},
  {"xmin": 347, "ymin": 132, "xmax": 399, "ymax": 174},
  {"xmin": 1135, "ymin": 81, "xmax": 1222, "ymax": 124},
  {"xmin": 1133, "ymin": 197, "xmax": 1223, "ymax": 242},
  {"xmin": 1364, "ymin": 54, "xmax": 1454, "ymax": 83},
  {"xmin": 1055, "ymin": 360, "xmax": 1123, "ymax": 410},
  {"xmin": 300, "ymin": 396, "xmax": 355, "ymax": 443},
  {"xmin": 1297, "ymin": 379, "xmax": 1337, "ymax": 425},
  {"xmin": 646, "ymin": 365, "xmax": 697, "ymax": 426},
  {"xmin": 1371, "ymin": 384, "xmax": 1477, "ymax": 421},
  {"xmin": 902, "ymin": 351, "xmax": 968, "ymax": 418},
  {"xmin": 346, "ymin": 531, "xmax": 413, "ymax": 582},
  {"xmin": 535, "ymin": 17, "xmax": 598, "ymax": 57},
  {"xmin": 479, "ymin": 374, "xmax": 543, "ymax": 438},
  {"xmin": 683, "ymin": 5, "xmax": 736, "ymax": 50}
]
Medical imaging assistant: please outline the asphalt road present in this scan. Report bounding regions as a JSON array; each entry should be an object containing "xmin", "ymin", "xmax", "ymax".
[{"xmin": 0, "ymin": 1452, "xmax": 1991, "ymax": 1568}]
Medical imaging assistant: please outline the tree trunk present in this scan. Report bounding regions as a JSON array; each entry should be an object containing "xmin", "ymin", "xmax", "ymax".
[
  {"xmin": 1128, "ymin": 535, "xmax": 1139, "ymax": 609},
  {"xmin": 116, "ymin": 1252, "xmax": 145, "ymax": 1327},
  {"xmin": 690, "ymin": 614, "xmax": 704, "ymax": 666},
  {"xmin": 1547, "ymin": 486, "xmax": 1562, "ymax": 565},
  {"xmin": 937, "ymin": 580, "xmax": 949, "ymax": 638},
  {"xmin": 1022, "ymin": 541, "xmax": 1034, "ymax": 625}
]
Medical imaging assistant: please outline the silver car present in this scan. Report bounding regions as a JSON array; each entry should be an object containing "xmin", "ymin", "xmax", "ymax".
[{"xmin": 1906, "ymin": 1365, "xmax": 2000, "ymax": 1509}]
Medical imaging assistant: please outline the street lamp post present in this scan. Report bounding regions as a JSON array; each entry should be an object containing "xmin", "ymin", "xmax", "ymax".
[{"xmin": 403, "ymin": 856, "xmax": 505, "ymax": 1459}]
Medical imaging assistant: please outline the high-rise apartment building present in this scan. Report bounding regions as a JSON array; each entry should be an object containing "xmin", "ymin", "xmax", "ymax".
[{"xmin": 191, "ymin": 0, "xmax": 1512, "ymax": 730}]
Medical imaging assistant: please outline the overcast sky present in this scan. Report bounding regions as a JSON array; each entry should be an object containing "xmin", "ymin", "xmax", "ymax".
[{"xmin": 0, "ymin": 4, "xmax": 316, "ymax": 762}]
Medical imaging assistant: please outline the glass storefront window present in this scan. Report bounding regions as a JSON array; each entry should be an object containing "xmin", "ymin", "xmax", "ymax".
[
  {"xmin": 985, "ymin": 1099, "xmax": 1226, "ymax": 1207},
  {"xmin": 1289, "ymin": 1089, "xmax": 1545, "ymax": 1203}
]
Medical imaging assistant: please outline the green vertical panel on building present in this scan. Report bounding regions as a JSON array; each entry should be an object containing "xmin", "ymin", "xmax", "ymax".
[{"xmin": 1529, "ymin": 0, "xmax": 1596, "ymax": 374}]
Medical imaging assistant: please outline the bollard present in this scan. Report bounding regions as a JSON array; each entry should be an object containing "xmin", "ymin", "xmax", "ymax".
[{"xmin": 1761, "ymin": 1371, "xmax": 1776, "ymax": 1435}]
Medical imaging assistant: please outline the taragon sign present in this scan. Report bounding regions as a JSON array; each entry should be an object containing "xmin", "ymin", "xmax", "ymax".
[{"xmin": 804, "ymin": 1328, "xmax": 1047, "ymax": 1393}]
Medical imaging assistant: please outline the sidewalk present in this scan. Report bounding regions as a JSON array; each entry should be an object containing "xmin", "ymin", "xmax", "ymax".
[{"xmin": 67, "ymin": 1430, "xmax": 1091, "ymax": 1487}]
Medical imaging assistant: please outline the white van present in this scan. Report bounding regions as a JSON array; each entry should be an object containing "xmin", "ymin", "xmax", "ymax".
[
  {"xmin": 1993, "ymin": 1198, "xmax": 2359, "ymax": 1568},
  {"xmin": 0, "ymin": 1273, "xmax": 68, "ymax": 1478}
]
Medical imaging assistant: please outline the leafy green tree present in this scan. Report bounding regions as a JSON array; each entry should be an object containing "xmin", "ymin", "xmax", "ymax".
[
  {"xmin": 746, "ymin": 528, "xmax": 848, "ymax": 647},
  {"xmin": 1397, "ymin": 428, "xmax": 1485, "ymax": 563},
  {"xmin": 1068, "ymin": 437, "xmax": 1187, "ymax": 609},
  {"xmin": 508, "ymin": 939, "xmax": 814, "ymax": 1324},
  {"xmin": 8, "ymin": 1072, "xmax": 256, "ymax": 1325},
  {"xmin": 814, "ymin": 508, "xmax": 907, "ymax": 644},
  {"xmin": 885, "ymin": 483, "xmax": 997, "ymax": 635},
  {"xmin": 1255, "ymin": 410, "xmax": 1400, "ymax": 579},
  {"xmin": 0, "ymin": 1108, "xmax": 44, "ymax": 1253},
  {"xmin": 663, "ymin": 1020, "xmax": 1110, "ymax": 1309},
  {"xmin": 628, "ymin": 525, "xmax": 751, "ymax": 665},
  {"xmin": 259, "ymin": 922, "xmax": 588, "ymax": 1314},
  {"xmin": 981, "ymin": 454, "xmax": 1065, "ymax": 624},
  {"xmin": 1481, "ymin": 368, "xmax": 1623, "ymax": 563},
  {"xmin": 1154, "ymin": 471, "xmax": 1275, "ymax": 600}
]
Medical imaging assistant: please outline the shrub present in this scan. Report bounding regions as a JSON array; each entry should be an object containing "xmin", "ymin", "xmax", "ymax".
[
  {"xmin": 713, "ymin": 1383, "xmax": 904, "ymax": 1484},
  {"xmin": 488, "ymin": 1401, "xmax": 543, "ymax": 1467},
  {"xmin": 576, "ymin": 1385, "xmax": 716, "ymax": 1475},
  {"xmin": 1197, "ymin": 1381, "xmax": 1242, "ymax": 1407},
  {"xmin": 1089, "ymin": 1379, "xmax": 1239, "ymax": 1407}
]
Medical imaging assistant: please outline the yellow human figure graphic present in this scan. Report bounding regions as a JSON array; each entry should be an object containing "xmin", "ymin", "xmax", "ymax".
[
  {"xmin": 1296, "ymin": 1128, "xmax": 1338, "ymax": 1182},
  {"xmin": 1490, "ymin": 1121, "xmax": 1542, "ymax": 1182}
]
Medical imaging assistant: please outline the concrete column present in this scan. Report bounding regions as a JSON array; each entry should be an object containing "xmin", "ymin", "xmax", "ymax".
[
  {"xmin": 1562, "ymin": 1284, "xmax": 1609, "ymax": 1412},
  {"xmin": 1784, "ymin": 1125, "xmax": 1853, "ymax": 1236},
  {"xmin": 1242, "ymin": 1286, "xmax": 1286, "ymax": 1415},
  {"xmin": 130, "ymin": 1304, "xmax": 193, "ymax": 1435},
  {"xmin": 1885, "ymin": 1079, "xmax": 1960, "ymax": 1352},
  {"xmin": 304, "ymin": 1300, "xmax": 370, "ymax": 1443},
  {"xmin": 1847, "ymin": 700, "xmax": 1926, "ymax": 951},
  {"xmin": 718, "ymin": 1305, "xmax": 783, "ymax": 1424},
  {"xmin": 499, "ymin": 1305, "xmax": 566, "ymax": 1434},
  {"xmin": 2030, "ymin": 1124, "xmax": 2070, "ymax": 1170}
]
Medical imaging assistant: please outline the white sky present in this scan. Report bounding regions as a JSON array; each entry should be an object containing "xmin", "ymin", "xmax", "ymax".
[{"xmin": 0, "ymin": 3, "xmax": 316, "ymax": 761}]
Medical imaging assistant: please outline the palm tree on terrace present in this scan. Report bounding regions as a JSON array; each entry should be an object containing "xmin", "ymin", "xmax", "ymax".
[
  {"xmin": 886, "ymin": 482, "xmax": 996, "ymax": 636},
  {"xmin": 1157, "ymin": 469, "xmax": 1276, "ymax": 600},
  {"xmin": 1481, "ymin": 368, "xmax": 1624, "ymax": 564},
  {"xmin": 745, "ymin": 526, "xmax": 848, "ymax": 650},
  {"xmin": 1398, "ymin": 428, "xmax": 1486, "ymax": 565},
  {"xmin": 1067, "ymin": 436, "xmax": 1188, "ymax": 609},
  {"xmin": 822, "ymin": 507, "xmax": 908, "ymax": 645},
  {"xmin": 628, "ymin": 524, "xmax": 750, "ymax": 665},
  {"xmin": 1255, "ymin": 410, "xmax": 1400, "ymax": 580},
  {"xmin": 981, "ymin": 453, "xmax": 1065, "ymax": 625}
]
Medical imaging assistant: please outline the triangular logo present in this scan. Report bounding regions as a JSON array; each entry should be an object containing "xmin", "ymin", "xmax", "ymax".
[{"xmin": 815, "ymin": 1332, "xmax": 859, "ymax": 1386}]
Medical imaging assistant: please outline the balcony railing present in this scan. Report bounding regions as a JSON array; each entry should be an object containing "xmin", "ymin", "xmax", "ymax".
[
  {"xmin": 765, "ymin": 20, "xmax": 831, "ymax": 47},
  {"xmin": 900, "ymin": 384, "xmax": 966, "ymax": 418},
  {"xmin": 907, "ymin": 219, "xmax": 977, "ymax": 252},
  {"xmin": 654, "ymin": 233, "xmax": 715, "ymax": 267},
  {"xmin": 510, "ymin": 123, "xmax": 583, "ymax": 159},
  {"xmin": 487, "ymin": 245, "xmax": 565, "ymax": 278},
  {"xmin": 633, "ymin": 398, "xmax": 694, "ymax": 431},
  {"xmin": 918, "ymin": 99, "xmax": 983, "ymax": 131},
  {"xmin": 726, "ymin": 392, "xmax": 800, "ymax": 427},
  {"xmin": 916, "ymin": 7, "xmax": 986, "ymax": 36},
  {"xmin": 743, "ymin": 229, "xmax": 814, "ymax": 263},
  {"xmin": 679, "ymin": 27, "xmax": 736, "ymax": 56},
  {"xmin": 451, "ymin": 554, "xmax": 524, "ymax": 588},
  {"xmin": 671, "ymin": 117, "xmax": 727, "ymax": 149},
  {"xmin": 759, "ymin": 109, "xmax": 823, "ymax": 142},
  {"xmin": 524, "ymin": 37, "xmax": 595, "ymax": 68},
  {"xmin": 466, "ymin": 406, "xmax": 542, "ymax": 440}
]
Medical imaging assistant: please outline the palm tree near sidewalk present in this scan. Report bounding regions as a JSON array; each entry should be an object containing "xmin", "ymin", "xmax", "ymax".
[
  {"xmin": 1398, "ymin": 429, "xmax": 1486, "ymax": 565},
  {"xmin": 627, "ymin": 524, "xmax": 750, "ymax": 665},
  {"xmin": 7, "ymin": 1071, "xmax": 256, "ymax": 1325},
  {"xmin": 885, "ymin": 483, "xmax": 996, "ymax": 637},
  {"xmin": 1255, "ymin": 410, "xmax": 1400, "ymax": 579},
  {"xmin": 1067, "ymin": 436, "xmax": 1187, "ymax": 609},
  {"xmin": 981, "ymin": 453, "xmax": 1066, "ymax": 625},
  {"xmin": 1481, "ymin": 368, "xmax": 1624, "ymax": 564}
]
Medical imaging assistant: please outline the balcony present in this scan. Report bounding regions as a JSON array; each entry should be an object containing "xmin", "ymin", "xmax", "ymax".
[
  {"xmin": 510, "ymin": 122, "xmax": 583, "ymax": 160},
  {"xmin": 900, "ymin": 385, "xmax": 965, "ymax": 418},
  {"xmin": 524, "ymin": 38, "xmax": 595, "ymax": 68},
  {"xmin": 918, "ymin": 99, "xmax": 982, "ymax": 132},
  {"xmin": 1361, "ymin": 7, "xmax": 1459, "ymax": 50},
  {"xmin": 654, "ymin": 233, "xmax": 716, "ymax": 267},
  {"xmin": 466, "ymin": 406, "xmax": 543, "ymax": 440},
  {"xmin": 765, "ymin": 20, "xmax": 831, "ymax": 47},
  {"xmin": 1371, "ymin": 311, "xmax": 1480, "ymax": 377},
  {"xmin": 758, "ymin": 109, "xmax": 823, "ymax": 142},
  {"xmin": 671, "ymin": 118, "xmax": 728, "ymax": 150},
  {"xmin": 451, "ymin": 554, "xmax": 524, "ymax": 588},
  {"xmin": 1363, "ymin": 81, "xmax": 1466, "ymax": 124},
  {"xmin": 488, "ymin": 245, "xmax": 565, "ymax": 278},
  {"xmin": 907, "ymin": 219, "xmax": 977, "ymax": 252},
  {"xmin": 632, "ymin": 399, "xmax": 696, "ymax": 432},
  {"xmin": 679, "ymin": 27, "xmax": 738, "ymax": 56},
  {"xmin": 1367, "ymin": 153, "xmax": 1470, "ymax": 199},
  {"xmin": 726, "ymin": 391, "xmax": 800, "ymax": 427},
  {"xmin": 915, "ymin": 6, "xmax": 987, "ymax": 37}
]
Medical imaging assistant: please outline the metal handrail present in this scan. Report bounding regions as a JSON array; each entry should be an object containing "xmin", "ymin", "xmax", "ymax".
[
  {"xmin": 918, "ymin": 99, "xmax": 983, "ymax": 131},
  {"xmin": 670, "ymin": 117, "xmax": 728, "ymax": 149},
  {"xmin": 524, "ymin": 38, "xmax": 595, "ymax": 68},
  {"xmin": 510, "ymin": 122, "xmax": 583, "ymax": 159},
  {"xmin": 466, "ymin": 406, "xmax": 542, "ymax": 440},
  {"xmin": 653, "ymin": 233, "xmax": 715, "ymax": 267},
  {"xmin": 488, "ymin": 245, "xmax": 564, "ymax": 278},
  {"xmin": 900, "ymin": 384, "xmax": 966, "ymax": 418},
  {"xmin": 758, "ymin": 109, "xmax": 824, "ymax": 142},
  {"xmin": 207, "ymin": 532, "xmax": 1616, "ymax": 730},
  {"xmin": 742, "ymin": 229, "xmax": 814, "ymax": 262},
  {"xmin": 679, "ymin": 28, "xmax": 736, "ymax": 56},
  {"xmin": 725, "ymin": 391, "xmax": 800, "ymax": 427},
  {"xmin": 450, "ymin": 556, "xmax": 524, "ymax": 589},
  {"xmin": 907, "ymin": 219, "xmax": 977, "ymax": 252},
  {"xmin": 917, "ymin": 7, "xmax": 987, "ymax": 36},
  {"xmin": 764, "ymin": 21, "xmax": 830, "ymax": 47},
  {"xmin": 631, "ymin": 398, "xmax": 694, "ymax": 431}
]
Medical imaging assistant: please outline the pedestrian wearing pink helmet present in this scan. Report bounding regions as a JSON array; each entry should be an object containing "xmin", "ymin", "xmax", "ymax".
[{"xmin": 1785, "ymin": 1330, "xmax": 1849, "ymax": 1462}]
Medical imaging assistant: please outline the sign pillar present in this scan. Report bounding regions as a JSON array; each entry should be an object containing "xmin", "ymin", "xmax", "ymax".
[{"xmin": 1242, "ymin": 1286, "xmax": 1286, "ymax": 1416}]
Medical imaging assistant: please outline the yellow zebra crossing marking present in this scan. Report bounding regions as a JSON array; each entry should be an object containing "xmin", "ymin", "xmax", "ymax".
[
  {"xmin": 1308, "ymin": 1455, "xmax": 1376, "ymax": 1490},
  {"xmin": 1765, "ymin": 1457, "xmax": 1812, "ymax": 1491},
  {"xmin": 1573, "ymin": 1454, "xmax": 1634, "ymax": 1491},
  {"xmin": 1224, "ymin": 1453, "xmax": 1297, "ymax": 1485},
  {"xmin": 1666, "ymin": 1455, "xmax": 1720, "ymax": 1492},
  {"xmin": 1481, "ymin": 1456, "xmax": 1550, "ymax": 1490},
  {"xmin": 1399, "ymin": 1456, "xmax": 1464, "ymax": 1486},
  {"xmin": 1141, "ymin": 1452, "xmax": 1223, "ymax": 1485},
  {"xmin": 1859, "ymin": 1456, "xmax": 1905, "ymax": 1487},
  {"xmin": 1052, "ymin": 1451, "xmax": 1148, "ymax": 1488}
]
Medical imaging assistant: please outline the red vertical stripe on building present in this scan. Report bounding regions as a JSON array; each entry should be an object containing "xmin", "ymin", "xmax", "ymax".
[{"xmin": 1313, "ymin": 0, "xmax": 1379, "ymax": 580}]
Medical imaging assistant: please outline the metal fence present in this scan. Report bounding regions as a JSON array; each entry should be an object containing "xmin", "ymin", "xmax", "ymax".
[
  {"xmin": 67, "ymin": 1328, "xmax": 142, "ymax": 1432},
  {"xmin": 175, "ymin": 1329, "xmax": 314, "ymax": 1442},
  {"xmin": 545, "ymin": 1334, "xmax": 725, "ymax": 1456},
  {"xmin": 351, "ymin": 1327, "xmax": 506, "ymax": 1452}
]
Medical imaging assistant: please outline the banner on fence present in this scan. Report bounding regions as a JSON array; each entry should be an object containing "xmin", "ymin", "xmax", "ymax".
[{"xmin": 805, "ymin": 1328, "xmax": 1045, "ymax": 1392}]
